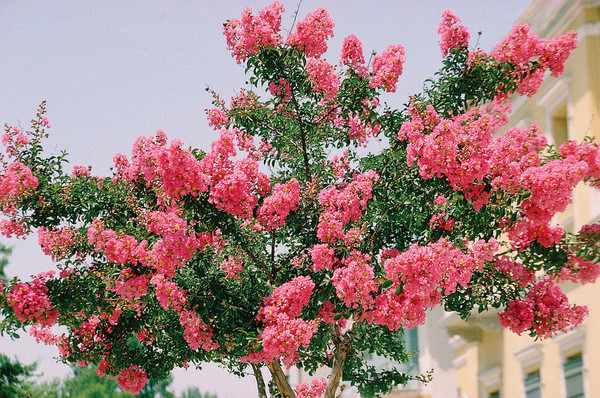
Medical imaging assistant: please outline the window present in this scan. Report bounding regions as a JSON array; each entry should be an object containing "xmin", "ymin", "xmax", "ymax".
[
  {"xmin": 524, "ymin": 370, "xmax": 541, "ymax": 398},
  {"xmin": 514, "ymin": 345, "xmax": 542, "ymax": 398},
  {"xmin": 553, "ymin": 327, "xmax": 586, "ymax": 398},
  {"xmin": 564, "ymin": 353, "xmax": 584, "ymax": 398}
]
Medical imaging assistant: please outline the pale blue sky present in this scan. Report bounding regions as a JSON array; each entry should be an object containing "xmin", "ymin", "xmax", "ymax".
[{"xmin": 0, "ymin": 1, "xmax": 531, "ymax": 396}]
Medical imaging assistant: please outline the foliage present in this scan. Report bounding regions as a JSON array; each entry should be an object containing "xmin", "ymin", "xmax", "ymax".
[{"xmin": 0, "ymin": 3, "xmax": 599, "ymax": 398}]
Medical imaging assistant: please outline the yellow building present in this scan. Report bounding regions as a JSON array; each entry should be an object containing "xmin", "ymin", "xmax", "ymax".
[{"xmin": 446, "ymin": 1, "xmax": 600, "ymax": 397}]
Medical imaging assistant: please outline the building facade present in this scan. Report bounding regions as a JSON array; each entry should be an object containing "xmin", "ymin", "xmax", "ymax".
[{"xmin": 446, "ymin": 1, "xmax": 600, "ymax": 397}]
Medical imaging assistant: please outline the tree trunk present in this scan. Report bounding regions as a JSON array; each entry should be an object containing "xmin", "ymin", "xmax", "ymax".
[
  {"xmin": 324, "ymin": 324, "xmax": 358, "ymax": 398},
  {"xmin": 267, "ymin": 360, "xmax": 296, "ymax": 398},
  {"xmin": 252, "ymin": 363, "xmax": 268, "ymax": 398}
]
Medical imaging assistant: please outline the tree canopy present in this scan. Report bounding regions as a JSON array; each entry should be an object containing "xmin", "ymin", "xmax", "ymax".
[{"xmin": 0, "ymin": 4, "xmax": 599, "ymax": 398}]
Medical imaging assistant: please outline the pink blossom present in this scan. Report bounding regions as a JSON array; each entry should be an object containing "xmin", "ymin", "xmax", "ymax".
[
  {"xmin": 340, "ymin": 34, "xmax": 366, "ymax": 73},
  {"xmin": 306, "ymin": 58, "xmax": 339, "ymax": 102},
  {"xmin": 223, "ymin": 2, "xmax": 285, "ymax": 63},
  {"xmin": 498, "ymin": 279, "xmax": 588, "ymax": 339},
  {"xmin": 370, "ymin": 44, "xmax": 405, "ymax": 93},
  {"xmin": 7, "ymin": 279, "xmax": 58, "ymax": 326},
  {"xmin": 296, "ymin": 378, "xmax": 327, "ymax": 398},
  {"xmin": 257, "ymin": 178, "xmax": 300, "ymax": 230},
  {"xmin": 437, "ymin": 9, "xmax": 470, "ymax": 56},
  {"xmin": 179, "ymin": 310, "xmax": 219, "ymax": 351},
  {"xmin": 286, "ymin": 8, "xmax": 334, "ymax": 58},
  {"xmin": 117, "ymin": 365, "xmax": 148, "ymax": 395}
]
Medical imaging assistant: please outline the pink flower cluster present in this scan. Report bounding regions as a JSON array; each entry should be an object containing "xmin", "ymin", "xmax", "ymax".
[
  {"xmin": 317, "ymin": 170, "xmax": 379, "ymax": 243},
  {"xmin": 257, "ymin": 178, "xmax": 300, "ymax": 230},
  {"xmin": 493, "ymin": 256, "xmax": 535, "ymax": 289},
  {"xmin": 296, "ymin": 378, "xmax": 327, "ymax": 398},
  {"xmin": 7, "ymin": 279, "xmax": 58, "ymax": 326},
  {"xmin": 339, "ymin": 34, "xmax": 366, "ymax": 74},
  {"xmin": 366, "ymin": 238, "xmax": 496, "ymax": 330},
  {"xmin": 369, "ymin": 44, "xmax": 405, "ymax": 93},
  {"xmin": 335, "ymin": 114, "xmax": 381, "ymax": 147},
  {"xmin": 498, "ymin": 279, "xmax": 588, "ymax": 339},
  {"xmin": 110, "ymin": 268, "xmax": 149, "ymax": 301},
  {"xmin": 115, "ymin": 131, "xmax": 209, "ymax": 200},
  {"xmin": 306, "ymin": 58, "xmax": 339, "ymax": 102},
  {"xmin": 220, "ymin": 255, "xmax": 244, "ymax": 279},
  {"xmin": 0, "ymin": 219, "xmax": 28, "ymax": 238},
  {"xmin": 150, "ymin": 274, "xmax": 187, "ymax": 311},
  {"xmin": 437, "ymin": 9, "xmax": 470, "ymax": 56},
  {"xmin": 207, "ymin": 108, "xmax": 228, "ymax": 130},
  {"xmin": 268, "ymin": 78, "xmax": 292, "ymax": 102},
  {"xmin": 223, "ymin": 2, "xmax": 285, "ymax": 63},
  {"xmin": 201, "ymin": 130, "xmax": 270, "ymax": 219},
  {"xmin": 179, "ymin": 310, "xmax": 219, "ymax": 351},
  {"xmin": 38, "ymin": 226, "xmax": 77, "ymax": 261},
  {"xmin": 493, "ymin": 24, "xmax": 577, "ymax": 96},
  {"xmin": 286, "ymin": 8, "xmax": 334, "ymax": 58},
  {"xmin": 309, "ymin": 243, "xmax": 336, "ymax": 271},
  {"xmin": 117, "ymin": 365, "xmax": 149, "ymax": 395},
  {"xmin": 553, "ymin": 255, "xmax": 600, "ymax": 285},
  {"xmin": 0, "ymin": 162, "xmax": 39, "ymax": 205},
  {"xmin": 400, "ymin": 102, "xmax": 509, "ymax": 209},
  {"xmin": 2, "ymin": 126, "xmax": 30, "ymax": 159},
  {"xmin": 331, "ymin": 251, "xmax": 377, "ymax": 310},
  {"xmin": 254, "ymin": 276, "xmax": 317, "ymax": 365}
]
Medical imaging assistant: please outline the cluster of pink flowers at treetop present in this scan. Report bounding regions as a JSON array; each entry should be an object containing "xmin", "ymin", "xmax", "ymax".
[
  {"xmin": 492, "ymin": 23, "xmax": 577, "ymax": 96},
  {"xmin": 7, "ymin": 278, "xmax": 58, "ymax": 326},
  {"xmin": 200, "ymin": 130, "xmax": 270, "ymax": 219},
  {"xmin": 498, "ymin": 278, "xmax": 588, "ymax": 339},
  {"xmin": 332, "ymin": 251, "xmax": 377, "ymax": 310},
  {"xmin": 206, "ymin": 108, "xmax": 228, "ymax": 130},
  {"xmin": 339, "ymin": 34, "xmax": 366, "ymax": 73},
  {"xmin": 306, "ymin": 58, "xmax": 339, "ymax": 102},
  {"xmin": 223, "ymin": 2, "xmax": 285, "ymax": 63},
  {"xmin": 317, "ymin": 170, "xmax": 379, "ymax": 243},
  {"xmin": 2, "ymin": 126, "xmax": 30, "ymax": 159},
  {"xmin": 437, "ymin": 9, "xmax": 470, "ymax": 56},
  {"xmin": 369, "ymin": 44, "xmax": 406, "ymax": 93},
  {"xmin": 179, "ymin": 310, "xmax": 219, "ymax": 351},
  {"xmin": 364, "ymin": 238, "xmax": 497, "ymax": 330},
  {"xmin": 38, "ymin": 226, "xmax": 77, "ymax": 261},
  {"xmin": 0, "ymin": 162, "xmax": 39, "ymax": 206},
  {"xmin": 116, "ymin": 365, "xmax": 149, "ymax": 395},
  {"xmin": 257, "ymin": 178, "xmax": 300, "ymax": 230},
  {"xmin": 296, "ymin": 378, "xmax": 327, "ymax": 398},
  {"xmin": 287, "ymin": 8, "xmax": 334, "ymax": 58},
  {"xmin": 114, "ymin": 131, "xmax": 209, "ymax": 200},
  {"xmin": 250, "ymin": 276, "xmax": 317, "ymax": 365}
]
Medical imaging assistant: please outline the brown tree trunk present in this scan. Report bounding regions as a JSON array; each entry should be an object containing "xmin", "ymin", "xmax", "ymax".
[
  {"xmin": 324, "ymin": 323, "xmax": 358, "ymax": 398},
  {"xmin": 251, "ymin": 363, "xmax": 268, "ymax": 398},
  {"xmin": 268, "ymin": 360, "xmax": 296, "ymax": 398}
]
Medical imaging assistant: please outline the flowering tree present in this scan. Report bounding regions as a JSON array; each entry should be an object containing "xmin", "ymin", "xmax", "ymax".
[{"xmin": 1, "ymin": 4, "xmax": 599, "ymax": 398}]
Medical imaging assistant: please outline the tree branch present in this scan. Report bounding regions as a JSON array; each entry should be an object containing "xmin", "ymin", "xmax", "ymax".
[
  {"xmin": 268, "ymin": 360, "xmax": 296, "ymax": 398},
  {"xmin": 251, "ymin": 363, "xmax": 268, "ymax": 398},
  {"xmin": 324, "ymin": 322, "xmax": 358, "ymax": 398}
]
